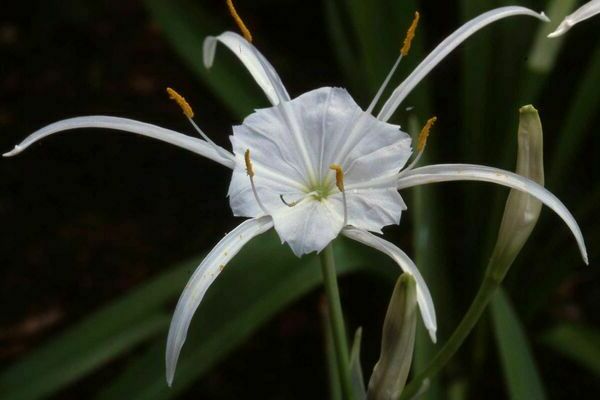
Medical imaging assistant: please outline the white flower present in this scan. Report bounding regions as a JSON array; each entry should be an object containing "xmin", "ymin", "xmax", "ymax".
[
  {"xmin": 548, "ymin": 0, "xmax": 600, "ymax": 38},
  {"xmin": 4, "ymin": 6, "xmax": 588, "ymax": 386}
]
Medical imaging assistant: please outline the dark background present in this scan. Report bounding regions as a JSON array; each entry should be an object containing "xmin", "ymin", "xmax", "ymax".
[{"xmin": 1, "ymin": 0, "xmax": 598, "ymax": 399}]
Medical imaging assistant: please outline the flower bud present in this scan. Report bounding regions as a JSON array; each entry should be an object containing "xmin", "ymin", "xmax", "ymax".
[
  {"xmin": 367, "ymin": 273, "xmax": 418, "ymax": 400},
  {"xmin": 489, "ymin": 105, "xmax": 544, "ymax": 278}
]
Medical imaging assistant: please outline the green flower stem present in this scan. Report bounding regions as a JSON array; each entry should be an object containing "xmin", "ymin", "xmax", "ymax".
[
  {"xmin": 399, "ymin": 257, "xmax": 510, "ymax": 400},
  {"xmin": 320, "ymin": 243, "xmax": 354, "ymax": 400}
]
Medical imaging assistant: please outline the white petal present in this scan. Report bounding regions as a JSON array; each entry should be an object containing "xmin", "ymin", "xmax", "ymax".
[
  {"xmin": 203, "ymin": 31, "xmax": 290, "ymax": 105},
  {"xmin": 342, "ymin": 227, "xmax": 437, "ymax": 342},
  {"xmin": 2, "ymin": 116, "xmax": 235, "ymax": 168},
  {"xmin": 329, "ymin": 188, "xmax": 406, "ymax": 233},
  {"xmin": 548, "ymin": 0, "xmax": 600, "ymax": 37},
  {"xmin": 227, "ymin": 165, "xmax": 306, "ymax": 218},
  {"xmin": 233, "ymin": 87, "xmax": 411, "ymax": 186},
  {"xmin": 165, "ymin": 216, "xmax": 274, "ymax": 386},
  {"xmin": 271, "ymin": 198, "xmax": 344, "ymax": 256},
  {"xmin": 377, "ymin": 7, "xmax": 549, "ymax": 122},
  {"xmin": 397, "ymin": 164, "xmax": 588, "ymax": 264},
  {"xmin": 228, "ymin": 87, "xmax": 411, "ymax": 254}
]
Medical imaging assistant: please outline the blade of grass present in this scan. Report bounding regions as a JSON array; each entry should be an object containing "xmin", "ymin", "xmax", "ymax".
[
  {"xmin": 491, "ymin": 289, "xmax": 547, "ymax": 400},
  {"xmin": 520, "ymin": 0, "xmax": 578, "ymax": 101},
  {"xmin": 0, "ymin": 258, "xmax": 197, "ymax": 399},
  {"xmin": 323, "ymin": 0, "xmax": 361, "ymax": 90},
  {"xmin": 341, "ymin": 0, "xmax": 383, "ymax": 91},
  {"xmin": 460, "ymin": 0, "xmax": 494, "ymax": 162},
  {"xmin": 349, "ymin": 327, "xmax": 366, "ymax": 399},
  {"xmin": 95, "ymin": 235, "xmax": 394, "ymax": 399},
  {"xmin": 550, "ymin": 44, "xmax": 600, "ymax": 188},
  {"xmin": 541, "ymin": 323, "xmax": 600, "ymax": 376},
  {"xmin": 0, "ymin": 314, "xmax": 169, "ymax": 400}
]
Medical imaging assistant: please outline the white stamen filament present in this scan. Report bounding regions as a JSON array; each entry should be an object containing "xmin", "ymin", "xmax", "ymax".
[
  {"xmin": 366, "ymin": 54, "xmax": 403, "ymax": 114},
  {"xmin": 401, "ymin": 150, "xmax": 424, "ymax": 175},
  {"xmin": 341, "ymin": 189, "xmax": 348, "ymax": 227},
  {"xmin": 280, "ymin": 190, "xmax": 320, "ymax": 208},
  {"xmin": 188, "ymin": 118, "xmax": 232, "ymax": 160},
  {"xmin": 244, "ymin": 149, "xmax": 270, "ymax": 215},
  {"xmin": 330, "ymin": 164, "xmax": 348, "ymax": 227},
  {"xmin": 249, "ymin": 174, "xmax": 270, "ymax": 215}
]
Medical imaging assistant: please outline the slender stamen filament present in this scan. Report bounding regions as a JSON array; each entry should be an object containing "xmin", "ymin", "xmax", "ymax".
[
  {"xmin": 280, "ymin": 194, "xmax": 299, "ymax": 207},
  {"xmin": 166, "ymin": 87, "xmax": 231, "ymax": 160},
  {"xmin": 226, "ymin": 0, "xmax": 253, "ymax": 42},
  {"xmin": 403, "ymin": 116, "xmax": 437, "ymax": 173},
  {"xmin": 329, "ymin": 164, "xmax": 348, "ymax": 226},
  {"xmin": 367, "ymin": 54, "xmax": 403, "ymax": 114},
  {"xmin": 367, "ymin": 11, "xmax": 420, "ymax": 114},
  {"xmin": 245, "ymin": 149, "xmax": 270, "ymax": 215}
]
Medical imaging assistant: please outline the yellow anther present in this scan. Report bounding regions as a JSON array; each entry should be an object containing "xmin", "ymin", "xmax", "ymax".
[
  {"xmin": 226, "ymin": 0, "xmax": 253, "ymax": 43},
  {"xmin": 244, "ymin": 149, "xmax": 254, "ymax": 177},
  {"xmin": 417, "ymin": 116, "xmax": 437, "ymax": 152},
  {"xmin": 166, "ymin": 87, "xmax": 194, "ymax": 118},
  {"xmin": 401, "ymin": 11, "xmax": 420, "ymax": 56},
  {"xmin": 329, "ymin": 164, "xmax": 345, "ymax": 192}
]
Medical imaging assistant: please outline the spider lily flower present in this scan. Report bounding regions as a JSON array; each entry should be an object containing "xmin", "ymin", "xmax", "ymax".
[
  {"xmin": 3, "ymin": 5, "xmax": 588, "ymax": 387},
  {"xmin": 548, "ymin": 0, "xmax": 600, "ymax": 37}
]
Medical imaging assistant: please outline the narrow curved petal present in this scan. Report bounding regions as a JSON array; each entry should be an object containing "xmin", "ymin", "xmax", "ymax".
[
  {"xmin": 165, "ymin": 216, "xmax": 274, "ymax": 386},
  {"xmin": 377, "ymin": 7, "xmax": 549, "ymax": 122},
  {"xmin": 203, "ymin": 31, "xmax": 290, "ymax": 105},
  {"xmin": 342, "ymin": 227, "xmax": 437, "ymax": 342},
  {"xmin": 2, "ymin": 116, "xmax": 235, "ymax": 168},
  {"xmin": 397, "ymin": 164, "xmax": 588, "ymax": 264},
  {"xmin": 548, "ymin": 0, "xmax": 600, "ymax": 38}
]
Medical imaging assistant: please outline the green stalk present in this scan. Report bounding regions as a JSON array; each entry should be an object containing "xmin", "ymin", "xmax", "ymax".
[
  {"xmin": 398, "ymin": 263, "xmax": 507, "ymax": 400},
  {"xmin": 320, "ymin": 243, "xmax": 354, "ymax": 400},
  {"xmin": 400, "ymin": 106, "xmax": 544, "ymax": 400}
]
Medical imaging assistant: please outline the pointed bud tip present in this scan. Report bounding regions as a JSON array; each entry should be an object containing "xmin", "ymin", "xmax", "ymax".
[
  {"xmin": 519, "ymin": 104, "xmax": 538, "ymax": 114},
  {"xmin": 539, "ymin": 11, "xmax": 550, "ymax": 23},
  {"xmin": 398, "ymin": 272, "xmax": 415, "ymax": 285}
]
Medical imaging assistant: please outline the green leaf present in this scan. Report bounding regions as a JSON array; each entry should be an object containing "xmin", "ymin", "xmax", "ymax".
[
  {"xmin": 541, "ymin": 323, "xmax": 600, "ymax": 376},
  {"xmin": 96, "ymin": 234, "xmax": 393, "ymax": 399},
  {"xmin": 550, "ymin": 44, "xmax": 600, "ymax": 188},
  {"xmin": 350, "ymin": 327, "xmax": 367, "ymax": 400},
  {"xmin": 323, "ymin": 0, "xmax": 361, "ymax": 90},
  {"xmin": 143, "ymin": 0, "xmax": 263, "ymax": 118},
  {"xmin": 0, "ymin": 314, "xmax": 169, "ymax": 400},
  {"xmin": 491, "ymin": 289, "xmax": 547, "ymax": 400},
  {"xmin": 0, "ymin": 258, "xmax": 197, "ymax": 400},
  {"xmin": 460, "ymin": 0, "xmax": 494, "ymax": 162},
  {"xmin": 520, "ymin": 0, "xmax": 578, "ymax": 100}
]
